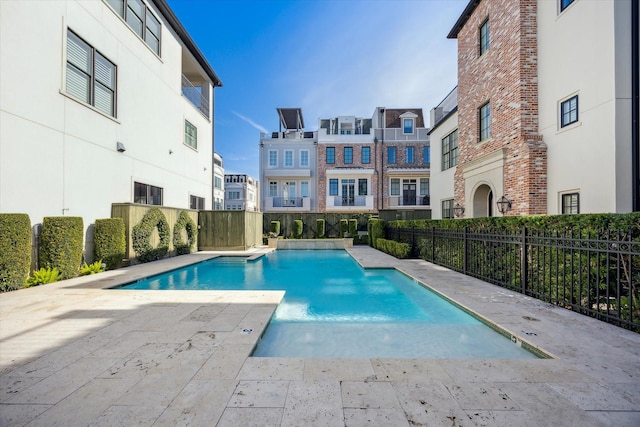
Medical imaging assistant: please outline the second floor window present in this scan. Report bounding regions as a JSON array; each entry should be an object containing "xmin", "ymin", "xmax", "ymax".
[
  {"xmin": 390, "ymin": 179, "xmax": 400, "ymax": 196},
  {"xmin": 344, "ymin": 147, "xmax": 353, "ymax": 164},
  {"xmin": 326, "ymin": 147, "xmax": 335, "ymax": 164},
  {"xmin": 329, "ymin": 178, "xmax": 338, "ymax": 195},
  {"xmin": 442, "ymin": 129, "xmax": 458, "ymax": 170},
  {"xmin": 190, "ymin": 195, "xmax": 204, "ymax": 210},
  {"xmin": 106, "ymin": 0, "xmax": 161, "ymax": 55},
  {"xmin": 479, "ymin": 102, "xmax": 491, "ymax": 141},
  {"xmin": 214, "ymin": 176, "xmax": 222, "ymax": 189},
  {"xmin": 479, "ymin": 19, "xmax": 489, "ymax": 56},
  {"xmin": 362, "ymin": 146, "xmax": 371, "ymax": 164},
  {"xmin": 301, "ymin": 181, "xmax": 309, "ymax": 197},
  {"xmin": 66, "ymin": 30, "xmax": 117, "ymax": 117},
  {"xmin": 406, "ymin": 147, "xmax": 414, "ymax": 164},
  {"xmin": 184, "ymin": 120, "xmax": 197, "ymax": 149},
  {"xmin": 358, "ymin": 179, "xmax": 367, "ymax": 196},
  {"xmin": 285, "ymin": 150, "xmax": 293, "ymax": 167},
  {"xmin": 269, "ymin": 181, "xmax": 277, "ymax": 197},
  {"xmin": 560, "ymin": 95, "xmax": 578, "ymax": 128},
  {"xmin": 420, "ymin": 178, "xmax": 429, "ymax": 195},
  {"xmin": 228, "ymin": 191, "xmax": 241, "ymax": 200},
  {"xmin": 387, "ymin": 147, "xmax": 397, "ymax": 164},
  {"xmin": 423, "ymin": 147, "xmax": 430, "ymax": 164},
  {"xmin": 269, "ymin": 150, "xmax": 277, "ymax": 167},
  {"xmin": 442, "ymin": 199, "xmax": 454, "ymax": 219},
  {"xmin": 300, "ymin": 150, "xmax": 309, "ymax": 167},
  {"xmin": 134, "ymin": 181, "xmax": 162, "ymax": 205}
]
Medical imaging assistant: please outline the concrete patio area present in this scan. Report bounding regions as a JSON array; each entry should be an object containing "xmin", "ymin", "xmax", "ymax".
[{"xmin": 1, "ymin": 246, "xmax": 639, "ymax": 426}]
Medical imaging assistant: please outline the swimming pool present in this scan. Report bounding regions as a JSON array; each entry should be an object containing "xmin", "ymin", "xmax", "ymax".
[{"xmin": 120, "ymin": 250, "xmax": 539, "ymax": 359}]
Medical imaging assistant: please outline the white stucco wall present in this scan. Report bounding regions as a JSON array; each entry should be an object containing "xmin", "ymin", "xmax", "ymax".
[
  {"xmin": 0, "ymin": 1, "xmax": 215, "ymax": 258},
  {"xmin": 537, "ymin": 0, "xmax": 633, "ymax": 214},
  {"xmin": 428, "ymin": 112, "xmax": 458, "ymax": 219}
]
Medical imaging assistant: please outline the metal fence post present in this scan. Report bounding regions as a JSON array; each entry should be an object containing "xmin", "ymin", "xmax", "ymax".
[
  {"xmin": 431, "ymin": 226, "xmax": 436, "ymax": 262},
  {"xmin": 463, "ymin": 226, "xmax": 468, "ymax": 275},
  {"xmin": 521, "ymin": 226, "xmax": 528, "ymax": 294}
]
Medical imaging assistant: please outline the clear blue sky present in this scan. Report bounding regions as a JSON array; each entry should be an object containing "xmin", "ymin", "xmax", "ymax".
[{"xmin": 166, "ymin": 0, "xmax": 467, "ymax": 179}]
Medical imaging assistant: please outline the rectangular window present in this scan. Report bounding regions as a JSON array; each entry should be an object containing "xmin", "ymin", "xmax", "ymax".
[
  {"xmin": 329, "ymin": 178, "xmax": 338, "ymax": 195},
  {"xmin": 190, "ymin": 195, "xmax": 205, "ymax": 210},
  {"xmin": 442, "ymin": 129, "xmax": 459, "ymax": 170},
  {"xmin": 560, "ymin": 0, "xmax": 575, "ymax": 12},
  {"xmin": 268, "ymin": 150, "xmax": 277, "ymax": 167},
  {"xmin": 423, "ymin": 147, "xmax": 430, "ymax": 164},
  {"xmin": 326, "ymin": 147, "xmax": 335, "ymax": 164},
  {"xmin": 284, "ymin": 150, "xmax": 293, "ymax": 167},
  {"xmin": 358, "ymin": 178, "xmax": 367, "ymax": 196},
  {"xmin": 560, "ymin": 95, "xmax": 578, "ymax": 128},
  {"xmin": 269, "ymin": 181, "xmax": 277, "ymax": 197},
  {"xmin": 390, "ymin": 178, "xmax": 400, "ymax": 196},
  {"xmin": 106, "ymin": 0, "xmax": 161, "ymax": 55},
  {"xmin": 420, "ymin": 178, "xmax": 429, "ymax": 195},
  {"xmin": 300, "ymin": 150, "xmax": 309, "ymax": 167},
  {"xmin": 184, "ymin": 120, "xmax": 197, "ymax": 149},
  {"xmin": 406, "ymin": 147, "xmax": 414, "ymax": 164},
  {"xmin": 228, "ymin": 191, "xmax": 241, "ymax": 200},
  {"xmin": 479, "ymin": 19, "xmax": 489, "ymax": 56},
  {"xmin": 134, "ymin": 182, "xmax": 162, "ymax": 205},
  {"xmin": 387, "ymin": 147, "xmax": 397, "ymax": 164},
  {"xmin": 361, "ymin": 146, "xmax": 370, "ymax": 164},
  {"xmin": 214, "ymin": 176, "xmax": 222, "ymax": 189},
  {"xmin": 442, "ymin": 199, "xmax": 454, "ymax": 219},
  {"xmin": 562, "ymin": 192, "xmax": 580, "ymax": 214},
  {"xmin": 301, "ymin": 181, "xmax": 309, "ymax": 197},
  {"xmin": 66, "ymin": 30, "xmax": 117, "ymax": 117},
  {"xmin": 479, "ymin": 102, "xmax": 490, "ymax": 141},
  {"xmin": 403, "ymin": 118, "xmax": 414, "ymax": 134},
  {"xmin": 344, "ymin": 147, "xmax": 353, "ymax": 164}
]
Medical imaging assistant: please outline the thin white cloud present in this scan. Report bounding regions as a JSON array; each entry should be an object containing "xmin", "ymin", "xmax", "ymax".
[{"xmin": 232, "ymin": 111, "xmax": 269, "ymax": 134}]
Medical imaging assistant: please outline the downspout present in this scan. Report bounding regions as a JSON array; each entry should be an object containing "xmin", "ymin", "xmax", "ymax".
[
  {"xmin": 380, "ymin": 109, "xmax": 385, "ymax": 211},
  {"xmin": 632, "ymin": 0, "xmax": 639, "ymax": 211}
]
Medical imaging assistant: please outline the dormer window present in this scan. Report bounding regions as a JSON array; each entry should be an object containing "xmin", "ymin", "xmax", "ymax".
[
  {"xmin": 403, "ymin": 119, "xmax": 414, "ymax": 134},
  {"xmin": 400, "ymin": 112, "xmax": 418, "ymax": 135}
]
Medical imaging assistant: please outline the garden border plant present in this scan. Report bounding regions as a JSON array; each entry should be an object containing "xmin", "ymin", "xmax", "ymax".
[
  {"xmin": 40, "ymin": 216, "xmax": 83, "ymax": 279},
  {"xmin": 94, "ymin": 218, "xmax": 126, "ymax": 270},
  {"xmin": 132, "ymin": 207, "xmax": 170, "ymax": 263},
  {"xmin": 173, "ymin": 211, "xmax": 197, "ymax": 255},
  {"xmin": 0, "ymin": 213, "xmax": 31, "ymax": 291}
]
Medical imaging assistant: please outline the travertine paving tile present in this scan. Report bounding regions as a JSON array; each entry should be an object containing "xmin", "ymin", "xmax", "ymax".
[
  {"xmin": 0, "ymin": 376, "xmax": 44, "ymax": 403},
  {"xmin": 303, "ymin": 358, "xmax": 374, "ymax": 381},
  {"xmin": 281, "ymin": 380, "xmax": 344, "ymax": 427},
  {"xmin": 547, "ymin": 382, "xmax": 639, "ymax": 411},
  {"xmin": 217, "ymin": 407, "xmax": 284, "ymax": 427},
  {"xmin": 180, "ymin": 304, "xmax": 228, "ymax": 322},
  {"xmin": 237, "ymin": 357, "xmax": 305, "ymax": 381},
  {"xmin": 343, "ymin": 408, "xmax": 411, "ymax": 426},
  {"xmin": 341, "ymin": 381, "xmax": 401, "ymax": 409},
  {"xmin": 445, "ymin": 382, "xmax": 521, "ymax": 411},
  {"xmin": 372, "ymin": 358, "xmax": 451, "ymax": 382},
  {"xmin": 0, "ymin": 403, "xmax": 50, "ymax": 427},
  {"xmin": 101, "ymin": 342, "xmax": 180, "ymax": 379},
  {"xmin": 87, "ymin": 404, "xmax": 166, "ymax": 427},
  {"xmin": 152, "ymin": 379, "xmax": 236, "ymax": 426},
  {"xmin": 227, "ymin": 380, "xmax": 289, "ymax": 407},
  {"xmin": 588, "ymin": 410, "xmax": 640, "ymax": 427},
  {"xmin": 114, "ymin": 371, "xmax": 194, "ymax": 407},
  {"xmin": 393, "ymin": 381, "xmax": 474, "ymax": 427},
  {"xmin": 193, "ymin": 343, "xmax": 254, "ymax": 380}
]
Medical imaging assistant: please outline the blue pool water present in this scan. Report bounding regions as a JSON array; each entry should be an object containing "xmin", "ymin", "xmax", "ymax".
[{"xmin": 120, "ymin": 250, "xmax": 538, "ymax": 359}]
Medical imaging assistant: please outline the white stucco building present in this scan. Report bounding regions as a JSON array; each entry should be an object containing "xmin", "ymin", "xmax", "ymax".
[
  {"xmin": 0, "ymin": 0, "xmax": 222, "ymax": 255},
  {"xmin": 224, "ymin": 174, "xmax": 259, "ymax": 211},
  {"xmin": 213, "ymin": 152, "xmax": 225, "ymax": 210}
]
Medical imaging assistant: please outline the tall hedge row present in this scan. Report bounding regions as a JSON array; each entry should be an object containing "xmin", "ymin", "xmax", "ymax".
[
  {"xmin": 40, "ymin": 216, "xmax": 84, "ymax": 279},
  {"xmin": 173, "ymin": 211, "xmax": 197, "ymax": 255},
  {"xmin": 132, "ymin": 208, "xmax": 170, "ymax": 263},
  {"xmin": 94, "ymin": 218, "xmax": 126, "ymax": 270},
  {"xmin": 368, "ymin": 218, "xmax": 385, "ymax": 248},
  {"xmin": 316, "ymin": 219, "xmax": 325, "ymax": 238},
  {"xmin": 0, "ymin": 214, "xmax": 32, "ymax": 291},
  {"xmin": 293, "ymin": 220, "xmax": 303, "ymax": 239}
]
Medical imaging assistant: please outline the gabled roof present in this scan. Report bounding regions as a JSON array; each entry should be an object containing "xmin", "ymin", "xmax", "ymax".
[
  {"xmin": 152, "ymin": 0, "xmax": 223, "ymax": 86},
  {"xmin": 447, "ymin": 0, "xmax": 482, "ymax": 39}
]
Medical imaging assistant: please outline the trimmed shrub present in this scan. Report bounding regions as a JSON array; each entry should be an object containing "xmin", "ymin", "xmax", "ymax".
[
  {"xmin": 173, "ymin": 211, "xmax": 197, "ymax": 255},
  {"xmin": 339, "ymin": 219, "xmax": 348, "ymax": 237},
  {"xmin": 293, "ymin": 220, "xmax": 303, "ymax": 239},
  {"xmin": 316, "ymin": 219, "xmax": 325, "ymax": 238},
  {"xmin": 348, "ymin": 219, "xmax": 357, "ymax": 237},
  {"xmin": 0, "ymin": 214, "xmax": 32, "ymax": 292},
  {"xmin": 94, "ymin": 218, "xmax": 125, "ymax": 270},
  {"xmin": 270, "ymin": 221, "xmax": 281, "ymax": 236},
  {"xmin": 132, "ymin": 208, "xmax": 170, "ymax": 263},
  {"xmin": 79, "ymin": 261, "xmax": 104, "ymax": 276},
  {"xmin": 376, "ymin": 238, "xmax": 411, "ymax": 259},
  {"xmin": 40, "ymin": 216, "xmax": 83, "ymax": 279},
  {"xmin": 368, "ymin": 218, "xmax": 385, "ymax": 248},
  {"xmin": 25, "ymin": 267, "xmax": 61, "ymax": 287},
  {"xmin": 359, "ymin": 234, "xmax": 369, "ymax": 245}
]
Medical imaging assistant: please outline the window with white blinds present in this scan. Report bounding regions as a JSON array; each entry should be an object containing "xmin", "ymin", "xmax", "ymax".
[
  {"xmin": 66, "ymin": 30, "xmax": 117, "ymax": 117},
  {"xmin": 105, "ymin": 0, "xmax": 161, "ymax": 56}
]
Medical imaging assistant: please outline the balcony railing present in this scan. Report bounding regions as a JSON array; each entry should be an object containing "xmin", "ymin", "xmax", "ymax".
[
  {"xmin": 333, "ymin": 196, "xmax": 367, "ymax": 207},
  {"xmin": 182, "ymin": 74, "xmax": 209, "ymax": 118},
  {"xmin": 390, "ymin": 195, "xmax": 430, "ymax": 207},
  {"xmin": 273, "ymin": 197, "xmax": 303, "ymax": 207}
]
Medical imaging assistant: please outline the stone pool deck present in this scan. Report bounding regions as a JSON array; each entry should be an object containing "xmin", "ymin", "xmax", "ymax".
[{"xmin": 1, "ymin": 246, "xmax": 638, "ymax": 426}]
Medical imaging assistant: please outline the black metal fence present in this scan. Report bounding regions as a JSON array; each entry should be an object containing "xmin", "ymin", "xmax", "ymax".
[{"xmin": 386, "ymin": 225, "xmax": 640, "ymax": 331}]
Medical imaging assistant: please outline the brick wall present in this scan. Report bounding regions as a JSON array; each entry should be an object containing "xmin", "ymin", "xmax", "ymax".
[{"xmin": 454, "ymin": 0, "xmax": 547, "ymax": 215}]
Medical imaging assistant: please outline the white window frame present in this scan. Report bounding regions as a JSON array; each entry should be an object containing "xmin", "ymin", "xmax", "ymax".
[
  {"xmin": 390, "ymin": 178, "xmax": 400, "ymax": 196},
  {"xmin": 301, "ymin": 181, "xmax": 309, "ymax": 197},
  {"xmin": 184, "ymin": 120, "xmax": 197, "ymax": 149},
  {"xmin": 284, "ymin": 150, "xmax": 294, "ymax": 167},
  {"xmin": 300, "ymin": 150, "xmax": 309, "ymax": 167},
  {"xmin": 403, "ymin": 118, "xmax": 414, "ymax": 135},
  {"xmin": 268, "ymin": 150, "xmax": 277, "ymax": 167}
]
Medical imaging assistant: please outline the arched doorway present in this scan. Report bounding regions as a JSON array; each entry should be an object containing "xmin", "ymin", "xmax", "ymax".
[{"xmin": 472, "ymin": 184, "xmax": 494, "ymax": 217}]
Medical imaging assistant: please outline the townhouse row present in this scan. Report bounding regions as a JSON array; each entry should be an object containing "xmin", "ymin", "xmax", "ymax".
[{"xmin": 259, "ymin": 108, "xmax": 431, "ymax": 214}]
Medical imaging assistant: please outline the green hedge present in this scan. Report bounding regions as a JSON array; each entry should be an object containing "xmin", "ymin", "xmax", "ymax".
[
  {"xmin": 94, "ymin": 218, "xmax": 125, "ymax": 270},
  {"xmin": 40, "ymin": 216, "xmax": 83, "ymax": 279},
  {"xmin": 348, "ymin": 219, "xmax": 357, "ymax": 237},
  {"xmin": 270, "ymin": 221, "xmax": 281, "ymax": 236},
  {"xmin": 368, "ymin": 218, "xmax": 385, "ymax": 248},
  {"xmin": 293, "ymin": 220, "xmax": 303, "ymax": 239},
  {"xmin": 132, "ymin": 208, "xmax": 170, "ymax": 263},
  {"xmin": 0, "ymin": 214, "xmax": 32, "ymax": 291},
  {"xmin": 339, "ymin": 219, "xmax": 348, "ymax": 237},
  {"xmin": 316, "ymin": 219, "xmax": 325, "ymax": 238},
  {"xmin": 173, "ymin": 211, "xmax": 197, "ymax": 255},
  {"xmin": 376, "ymin": 238, "xmax": 411, "ymax": 259}
]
